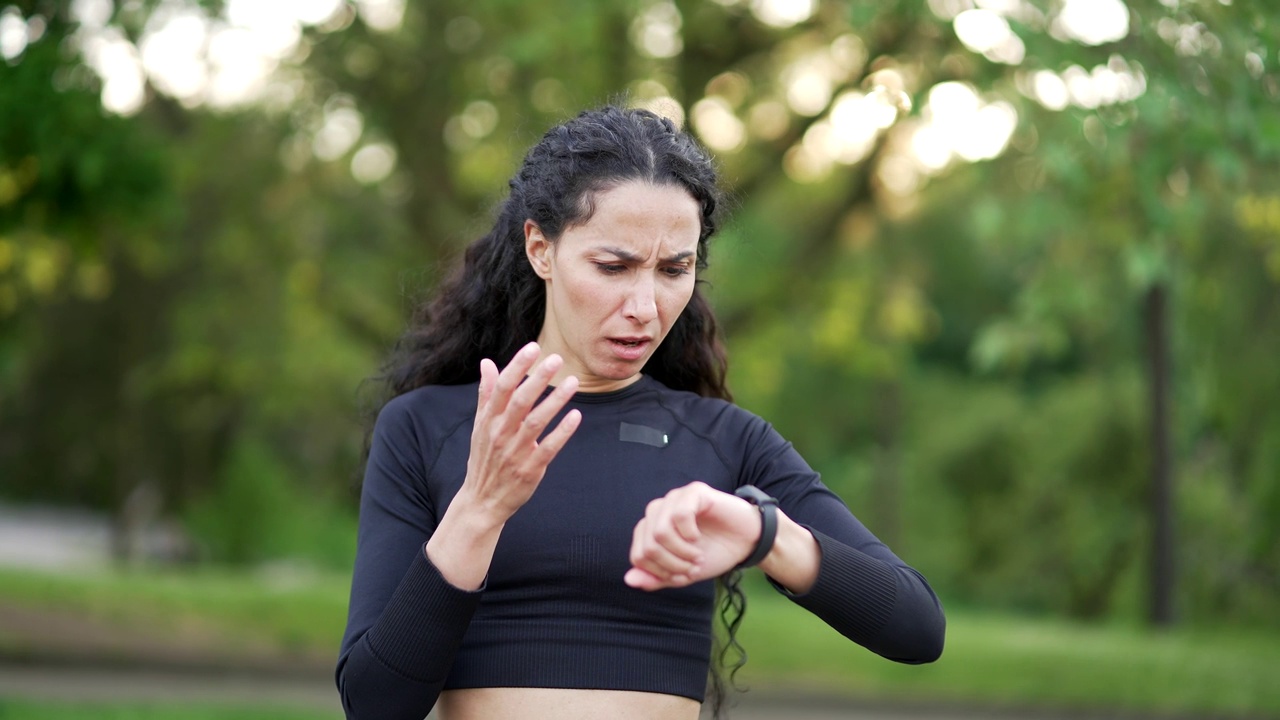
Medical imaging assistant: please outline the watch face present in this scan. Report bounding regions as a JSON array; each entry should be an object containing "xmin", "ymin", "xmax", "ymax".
[{"xmin": 735, "ymin": 484, "xmax": 778, "ymax": 506}]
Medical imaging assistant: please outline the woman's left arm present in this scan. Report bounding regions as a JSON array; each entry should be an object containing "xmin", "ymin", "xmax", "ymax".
[
  {"xmin": 626, "ymin": 416, "xmax": 944, "ymax": 665},
  {"xmin": 742, "ymin": 414, "xmax": 946, "ymax": 664}
]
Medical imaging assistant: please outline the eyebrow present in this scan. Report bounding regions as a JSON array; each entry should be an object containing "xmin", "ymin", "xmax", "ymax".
[{"xmin": 592, "ymin": 246, "xmax": 695, "ymax": 263}]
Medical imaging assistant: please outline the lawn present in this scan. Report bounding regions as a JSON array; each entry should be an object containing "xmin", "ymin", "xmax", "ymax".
[
  {"xmin": 736, "ymin": 591, "xmax": 1280, "ymax": 717},
  {"xmin": 0, "ymin": 565, "xmax": 348, "ymax": 659},
  {"xmin": 1, "ymin": 566, "xmax": 1277, "ymax": 717},
  {"xmin": 0, "ymin": 700, "xmax": 339, "ymax": 720}
]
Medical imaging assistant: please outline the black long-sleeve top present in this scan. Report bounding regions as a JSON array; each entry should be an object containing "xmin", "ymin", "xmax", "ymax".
[{"xmin": 336, "ymin": 375, "xmax": 944, "ymax": 720}]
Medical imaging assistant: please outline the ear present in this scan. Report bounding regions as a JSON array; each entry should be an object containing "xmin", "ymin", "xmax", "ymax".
[{"xmin": 525, "ymin": 220, "xmax": 553, "ymax": 280}]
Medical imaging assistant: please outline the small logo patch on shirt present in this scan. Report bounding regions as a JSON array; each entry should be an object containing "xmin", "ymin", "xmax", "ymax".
[{"xmin": 619, "ymin": 422, "xmax": 668, "ymax": 448}]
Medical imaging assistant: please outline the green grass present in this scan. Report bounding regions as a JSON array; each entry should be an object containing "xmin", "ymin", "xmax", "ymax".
[
  {"xmin": 739, "ymin": 590, "xmax": 1280, "ymax": 717},
  {"xmin": 2, "ymin": 566, "xmax": 1278, "ymax": 716},
  {"xmin": 0, "ymin": 700, "xmax": 339, "ymax": 720},
  {"xmin": 0, "ymin": 565, "xmax": 349, "ymax": 655}
]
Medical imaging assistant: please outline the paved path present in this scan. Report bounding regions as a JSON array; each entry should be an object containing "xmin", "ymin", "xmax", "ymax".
[{"xmin": 0, "ymin": 665, "xmax": 1191, "ymax": 720}]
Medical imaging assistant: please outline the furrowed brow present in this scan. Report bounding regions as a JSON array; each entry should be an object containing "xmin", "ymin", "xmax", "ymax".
[
  {"xmin": 591, "ymin": 246, "xmax": 696, "ymax": 263},
  {"xmin": 592, "ymin": 246, "xmax": 644, "ymax": 263}
]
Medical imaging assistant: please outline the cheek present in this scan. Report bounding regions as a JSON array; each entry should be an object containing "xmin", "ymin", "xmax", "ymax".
[
  {"xmin": 658, "ymin": 281, "xmax": 696, "ymax": 322},
  {"xmin": 562, "ymin": 273, "xmax": 618, "ymax": 319}
]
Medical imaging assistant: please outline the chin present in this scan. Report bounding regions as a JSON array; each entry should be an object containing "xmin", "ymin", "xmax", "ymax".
[
  {"xmin": 596, "ymin": 364, "xmax": 643, "ymax": 380},
  {"xmin": 591, "ymin": 356, "xmax": 653, "ymax": 381}
]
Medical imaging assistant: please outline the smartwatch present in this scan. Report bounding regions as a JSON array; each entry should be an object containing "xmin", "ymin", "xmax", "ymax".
[{"xmin": 733, "ymin": 485, "xmax": 779, "ymax": 570}]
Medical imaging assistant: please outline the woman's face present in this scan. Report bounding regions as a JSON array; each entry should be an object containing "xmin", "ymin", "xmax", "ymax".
[{"xmin": 526, "ymin": 181, "xmax": 702, "ymax": 392}]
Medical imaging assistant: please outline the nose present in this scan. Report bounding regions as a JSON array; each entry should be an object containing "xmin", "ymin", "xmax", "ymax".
[{"xmin": 624, "ymin": 274, "xmax": 658, "ymax": 325}]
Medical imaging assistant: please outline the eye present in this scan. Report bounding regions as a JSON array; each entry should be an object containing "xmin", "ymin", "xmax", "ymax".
[
  {"xmin": 595, "ymin": 263, "xmax": 626, "ymax": 275},
  {"xmin": 662, "ymin": 266, "xmax": 691, "ymax": 278}
]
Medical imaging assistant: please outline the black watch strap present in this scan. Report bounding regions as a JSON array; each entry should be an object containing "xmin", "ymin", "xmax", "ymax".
[{"xmin": 734, "ymin": 485, "xmax": 779, "ymax": 570}]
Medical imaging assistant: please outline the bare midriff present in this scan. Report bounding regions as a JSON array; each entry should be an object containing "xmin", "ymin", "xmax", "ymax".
[{"xmin": 436, "ymin": 687, "xmax": 701, "ymax": 720}]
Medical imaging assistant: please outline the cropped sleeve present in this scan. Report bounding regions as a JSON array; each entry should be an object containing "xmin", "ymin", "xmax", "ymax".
[
  {"xmin": 335, "ymin": 396, "xmax": 481, "ymax": 720},
  {"xmin": 738, "ymin": 416, "xmax": 945, "ymax": 664}
]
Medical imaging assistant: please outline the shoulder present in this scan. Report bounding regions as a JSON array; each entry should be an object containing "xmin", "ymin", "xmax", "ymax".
[
  {"xmin": 375, "ymin": 382, "xmax": 480, "ymax": 440},
  {"xmin": 383, "ymin": 382, "xmax": 480, "ymax": 412},
  {"xmin": 642, "ymin": 377, "xmax": 772, "ymax": 447}
]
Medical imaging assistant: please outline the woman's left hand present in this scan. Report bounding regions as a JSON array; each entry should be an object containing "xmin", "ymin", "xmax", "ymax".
[{"xmin": 624, "ymin": 481, "xmax": 764, "ymax": 591}]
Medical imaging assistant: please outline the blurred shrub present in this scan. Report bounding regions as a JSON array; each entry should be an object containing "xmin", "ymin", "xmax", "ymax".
[
  {"xmin": 184, "ymin": 436, "xmax": 356, "ymax": 571},
  {"xmin": 894, "ymin": 369, "xmax": 1148, "ymax": 620}
]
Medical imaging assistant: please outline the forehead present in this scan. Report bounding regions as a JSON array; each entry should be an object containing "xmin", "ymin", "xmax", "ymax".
[{"xmin": 562, "ymin": 181, "xmax": 702, "ymax": 253}]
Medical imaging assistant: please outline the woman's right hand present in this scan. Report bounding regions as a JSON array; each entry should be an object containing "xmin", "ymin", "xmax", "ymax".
[
  {"xmin": 427, "ymin": 342, "xmax": 581, "ymax": 590},
  {"xmin": 459, "ymin": 341, "xmax": 582, "ymax": 523}
]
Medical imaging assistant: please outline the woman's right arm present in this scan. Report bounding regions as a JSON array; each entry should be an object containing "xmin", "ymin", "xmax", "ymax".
[{"xmin": 336, "ymin": 343, "xmax": 579, "ymax": 720}]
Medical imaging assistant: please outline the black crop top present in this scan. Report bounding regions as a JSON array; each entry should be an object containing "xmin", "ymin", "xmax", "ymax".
[{"xmin": 336, "ymin": 375, "xmax": 945, "ymax": 720}]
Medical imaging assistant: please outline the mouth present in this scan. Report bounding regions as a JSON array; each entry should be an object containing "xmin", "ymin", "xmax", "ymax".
[{"xmin": 608, "ymin": 336, "xmax": 653, "ymax": 360}]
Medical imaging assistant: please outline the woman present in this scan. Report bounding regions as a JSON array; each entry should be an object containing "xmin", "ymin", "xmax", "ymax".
[{"xmin": 336, "ymin": 106, "xmax": 945, "ymax": 720}]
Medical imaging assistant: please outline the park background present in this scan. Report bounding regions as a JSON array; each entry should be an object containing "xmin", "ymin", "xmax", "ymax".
[{"xmin": 1, "ymin": 0, "xmax": 1278, "ymax": 718}]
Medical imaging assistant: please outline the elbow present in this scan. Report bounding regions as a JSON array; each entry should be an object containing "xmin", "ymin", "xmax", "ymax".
[
  {"xmin": 335, "ymin": 659, "xmax": 360, "ymax": 720},
  {"xmin": 896, "ymin": 599, "xmax": 946, "ymax": 664},
  {"xmin": 879, "ymin": 615, "xmax": 944, "ymax": 665},
  {"xmin": 335, "ymin": 646, "xmax": 442, "ymax": 720},
  {"xmin": 876, "ymin": 573, "xmax": 946, "ymax": 665},
  {"xmin": 910, "ymin": 616, "xmax": 945, "ymax": 663}
]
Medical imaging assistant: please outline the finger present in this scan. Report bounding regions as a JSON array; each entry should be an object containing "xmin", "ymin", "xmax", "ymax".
[
  {"xmin": 526, "ymin": 407, "xmax": 581, "ymax": 468},
  {"xmin": 629, "ymin": 514, "xmax": 700, "ymax": 579},
  {"xmin": 641, "ymin": 498, "xmax": 703, "ymax": 565},
  {"xmin": 672, "ymin": 501, "xmax": 703, "ymax": 544},
  {"xmin": 502, "ymin": 353, "xmax": 563, "ymax": 434},
  {"xmin": 474, "ymin": 358, "xmax": 499, "ymax": 424},
  {"xmin": 517, "ymin": 374, "xmax": 579, "ymax": 443},
  {"xmin": 656, "ymin": 510, "xmax": 704, "ymax": 564},
  {"xmin": 627, "ymin": 520, "xmax": 678, "ymax": 582},
  {"xmin": 638, "ymin": 528, "xmax": 701, "ymax": 574},
  {"xmin": 650, "ymin": 491, "xmax": 705, "ymax": 559},
  {"xmin": 625, "ymin": 558, "xmax": 691, "ymax": 590},
  {"xmin": 624, "ymin": 566, "xmax": 666, "ymax": 591},
  {"xmin": 488, "ymin": 342, "xmax": 540, "ymax": 418}
]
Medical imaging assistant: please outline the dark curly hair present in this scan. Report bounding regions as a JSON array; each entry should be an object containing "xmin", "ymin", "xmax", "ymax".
[
  {"xmin": 381, "ymin": 105, "xmax": 747, "ymax": 718},
  {"xmin": 385, "ymin": 105, "xmax": 729, "ymax": 398}
]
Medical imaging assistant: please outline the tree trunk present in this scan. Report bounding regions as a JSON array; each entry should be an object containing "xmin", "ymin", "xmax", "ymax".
[
  {"xmin": 871, "ymin": 379, "xmax": 901, "ymax": 549},
  {"xmin": 1144, "ymin": 282, "xmax": 1176, "ymax": 627}
]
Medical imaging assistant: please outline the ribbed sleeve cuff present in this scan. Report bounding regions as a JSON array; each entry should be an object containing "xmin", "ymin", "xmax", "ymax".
[
  {"xmin": 768, "ymin": 527, "xmax": 898, "ymax": 645},
  {"xmin": 363, "ymin": 549, "xmax": 484, "ymax": 683}
]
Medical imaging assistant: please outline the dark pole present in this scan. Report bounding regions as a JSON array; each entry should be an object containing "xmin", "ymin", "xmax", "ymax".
[
  {"xmin": 872, "ymin": 379, "xmax": 901, "ymax": 550},
  {"xmin": 1144, "ymin": 282, "xmax": 1176, "ymax": 627}
]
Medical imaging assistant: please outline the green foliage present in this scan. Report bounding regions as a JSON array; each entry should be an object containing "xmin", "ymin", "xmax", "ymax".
[
  {"xmin": 0, "ymin": 0, "xmax": 1277, "ymax": 644},
  {"xmin": 897, "ymin": 370, "xmax": 1148, "ymax": 620},
  {"xmin": 183, "ymin": 437, "xmax": 356, "ymax": 570}
]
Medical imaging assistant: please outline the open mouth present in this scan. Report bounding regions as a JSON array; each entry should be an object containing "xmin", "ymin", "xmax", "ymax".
[{"xmin": 609, "ymin": 338, "xmax": 651, "ymax": 358}]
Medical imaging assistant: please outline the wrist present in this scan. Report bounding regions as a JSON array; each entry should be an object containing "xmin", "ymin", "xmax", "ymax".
[
  {"xmin": 450, "ymin": 486, "xmax": 513, "ymax": 530},
  {"xmin": 757, "ymin": 515, "xmax": 820, "ymax": 594},
  {"xmin": 426, "ymin": 494, "xmax": 507, "ymax": 591}
]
